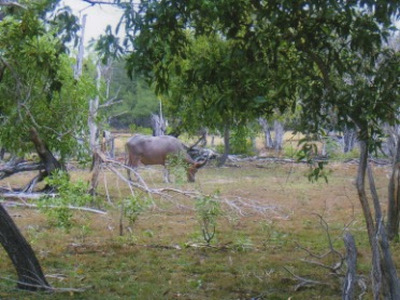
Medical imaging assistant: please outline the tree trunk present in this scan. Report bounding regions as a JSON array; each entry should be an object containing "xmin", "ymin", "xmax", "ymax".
[
  {"xmin": 89, "ymin": 151, "xmax": 102, "ymax": 196},
  {"xmin": 387, "ymin": 135, "xmax": 400, "ymax": 241},
  {"xmin": 103, "ymin": 130, "xmax": 115, "ymax": 158},
  {"xmin": 0, "ymin": 147, "xmax": 5, "ymax": 160},
  {"xmin": 0, "ymin": 161, "xmax": 44, "ymax": 180},
  {"xmin": 258, "ymin": 118, "xmax": 273, "ymax": 149},
  {"xmin": 0, "ymin": 204, "xmax": 50, "ymax": 290},
  {"xmin": 355, "ymin": 140, "xmax": 383, "ymax": 300},
  {"xmin": 30, "ymin": 127, "xmax": 63, "ymax": 175},
  {"xmin": 151, "ymin": 113, "xmax": 166, "ymax": 136},
  {"xmin": 382, "ymin": 123, "xmax": 400, "ymax": 158},
  {"xmin": 342, "ymin": 232, "xmax": 357, "ymax": 300},
  {"xmin": 273, "ymin": 120, "xmax": 284, "ymax": 152},
  {"xmin": 210, "ymin": 135, "xmax": 215, "ymax": 147},
  {"xmin": 74, "ymin": 14, "xmax": 86, "ymax": 79},
  {"xmin": 217, "ymin": 122, "xmax": 230, "ymax": 167},
  {"xmin": 29, "ymin": 128, "xmax": 64, "ymax": 191},
  {"xmin": 343, "ymin": 126, "xmax": 357, "ymax": 153},
  {"xmin": 368, "ymin": 164, "xmax": 400, "ymax": 298},
  {"xmin": 87, "ymin": 62, "xmax": 103, "ymax": 195},
  {"xmin": 356, "ymin": 130, "xmax": 400, "ymax": 299}
]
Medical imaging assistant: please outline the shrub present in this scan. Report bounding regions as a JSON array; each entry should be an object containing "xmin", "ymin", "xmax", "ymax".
[
  {"xmin": 39, "ymin": 170, "xmax": 93, "ymax": 231},
  {"xmin": 230, "ymin": 127, "xmax": 256, "ymax": 156},
  {"xmin": 195, "ymin": 193, "xmax": 221, "ymax": 245}
]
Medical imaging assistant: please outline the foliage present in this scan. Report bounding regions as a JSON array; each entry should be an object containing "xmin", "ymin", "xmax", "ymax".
[
  {"xmin": 122, "ymin": 194, "xmax": 151, "ymax": 226},
  {"xmin": 229, "ymin": 126, "xmax": 256, "ymax": 156},
  {"xmin": 232, "ymin": 234, "xmax": 253, "ymax": 252},
  {"xmin": 0, "ymin": 1, "xmax": 95, "ymax": 160},
  {"xmin": 104, "ymin": 58, "xmax": 159, "ymax": 129},
  {"xmin": 120, "ymin": 0, "xmax": 400, "ymax": 147},
  {"xmin": 166, "ymin": 151, "xmax": 189, "ymax": 184},
  {"xmin": 297, "ymin": 137, "xmax": 330, "ymax": 183},
  {"xmin": 39, "ymin": 170, "xmax": 93, "ymax": 231},
  {"xmin": 195, "ymin": 193, "xmax": 221, "ymax": 245},
  {"xmin": 283, "ymin": 144, "xmax": 298, "ymax": 158},
  {"xmin": 129, "ymin": 124, "xmax": 152, "ymax": 135}
]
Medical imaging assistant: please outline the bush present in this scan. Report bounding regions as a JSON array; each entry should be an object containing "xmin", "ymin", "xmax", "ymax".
[
  {"xmin": 122, "ymin": 194, "xmax": 151, "ymax": 226},
  {"xmin": 230, "ymin": 127, "xmax": 256, "ymax": 156},
  {"xmin": 283, "ymin": 144, "xmax": 298, "ymax": 158},
  {"xmin": 195, "ymin": 193, "xmax": 221, "ymax": 245},
  {"xmin": 39, "ymin": 170, "xmax": 93, "ymax": 231},
  {"xmin": 215, "ymin": 126, "xmax": 256, "ymax": 156}
]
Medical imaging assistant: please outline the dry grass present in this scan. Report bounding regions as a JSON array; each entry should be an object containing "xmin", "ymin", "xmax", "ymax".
[{"xmin": 0, "ymin": 134, "xmax": 394, "ymax": 299}]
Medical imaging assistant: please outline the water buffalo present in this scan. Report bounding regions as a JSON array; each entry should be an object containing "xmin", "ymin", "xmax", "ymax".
[{"xmin": 125, "ymin": 134, "xmax": 207, "ymax": 183}]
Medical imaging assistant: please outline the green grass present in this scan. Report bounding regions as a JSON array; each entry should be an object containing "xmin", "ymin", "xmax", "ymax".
[{"xmin": 0, "ymin": 161, "xmax": 391, "ymax": 299}]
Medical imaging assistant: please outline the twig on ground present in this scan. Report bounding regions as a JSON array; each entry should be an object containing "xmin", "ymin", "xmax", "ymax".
[
  {"xmin": 283, "ymin": 266, "xmax": 329, "ymax": 291},
  {"xmin": 2, "ymin": 201, "xmax": 107, "ymax": 215},
  {"xmin": 0, "ymin": 276, "xmax": 87, "ymax": 293}
]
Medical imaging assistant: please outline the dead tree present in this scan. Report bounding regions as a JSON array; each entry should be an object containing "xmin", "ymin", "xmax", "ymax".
[
  {"xmin": 0, "ymin": 160, "xmax": 44, "ymax": 181},
  {"xmin": 342, "ymin": 232, "xmax": 357, "ymax": 300},
  {"xmin": 342, "ymin": 126, "xmax": 357, "ymax": 154},
  {"xmin": 151, "ymin": 113, "xmax": 166, "ymax": 136}
]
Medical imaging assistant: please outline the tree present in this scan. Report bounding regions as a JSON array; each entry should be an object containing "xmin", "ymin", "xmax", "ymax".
[
  {"xmin": 0, "ymin": 204, "xmax": 50, "ymax": 290},
  {"xmin": 0, "ymin": 1, "xmax": 94, "ymax": 186},
  {"xmin": 119, "ymin": 1, "xmax": 400, "ymax": 298},
  {"xmin": 0, "ymin": 0, "xmax": 94, "ymax": 290}
]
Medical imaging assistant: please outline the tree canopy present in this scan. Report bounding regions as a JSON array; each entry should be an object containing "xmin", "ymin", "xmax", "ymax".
[
  {"xmin": 121, "ymin": 0, "xmax": 400, "ymax": 140},
  {"xmin": 0, "ymin": 1, "xmax": 95, "ymax": 160}
]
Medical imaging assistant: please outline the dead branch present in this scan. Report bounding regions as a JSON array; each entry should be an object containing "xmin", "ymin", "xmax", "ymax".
[
  {"xmin": 2, "ymin": 201, "xmax": 107, "ymax": 215},
  {"xmin": 0, "ymin": 1, "xmax": 26, "ymax": 9},
  {"xmin": 295, "ymin": 214, "xmax": 345, "ymax": 274},
  {"xmin": 283, "ymin": 266, "xmax": 329, "ymax": 291},
  {"xmin": 99, "ymin": 87, "xmax": 122, "ymax": 108},
  {"xmin": 0, "ymin": 276, "xmax": 86, "ymax": 293},
  {"xmin": 223, "ymin": 196, "xmax": 290, "ymax": 219},
  {"xmin": 94, "ymin": 150, "xmax": 293, "ymax": 215},
  {"xmin": 312, "ymin": 213, "xmax": 345, "ymax": 260},
  {"xmin": 0, "ymin": 160, "xmax": 44, "ymax": 180},
  {"xmin": 1, "ymin": 192, "xmax": 56, "ymax": 200}
]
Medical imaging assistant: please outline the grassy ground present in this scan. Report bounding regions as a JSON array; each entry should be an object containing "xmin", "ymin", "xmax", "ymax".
[{"xmin": 0, "ymin": 135, "xmax": 394, "ymax": 299}]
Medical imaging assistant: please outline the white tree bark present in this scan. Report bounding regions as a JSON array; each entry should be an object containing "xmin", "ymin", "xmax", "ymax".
[
  {"xmin": 74, "ymin": 14, "xmax": 87, "ymax": 79},
  {"xmin": 273, "ymin": 120, "xmax": 284, "ymax": 151},
  {"xmin": 258, "ymin": 117, "xmax": 273, "ymax": 149},
  {"xmin": 88, "ymin": 63, "xmax": 101, "ymax": 152}
]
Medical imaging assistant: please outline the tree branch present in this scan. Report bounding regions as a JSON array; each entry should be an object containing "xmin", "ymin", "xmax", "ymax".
[
  {"xmin": 0, "ymin": 161, "xmax": 44, "ymax": 180},
  {"xmin": 0, "ymin": 1, "xmax": 26, "ymax": 9}
]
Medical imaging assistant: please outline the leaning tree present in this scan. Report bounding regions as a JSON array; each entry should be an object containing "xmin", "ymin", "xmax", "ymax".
[{"xmin": 0, "ymin": 0, "xmax": 94, "ymax": 290}]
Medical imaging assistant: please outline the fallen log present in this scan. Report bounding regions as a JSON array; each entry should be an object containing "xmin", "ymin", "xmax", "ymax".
[
  {"xmin": 1, "ymin": 192, "xmax": 56, "ymax": 200},
  {"xmin": 0, "ymin": 161, "xmax": 44, "ymax": 180}
]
